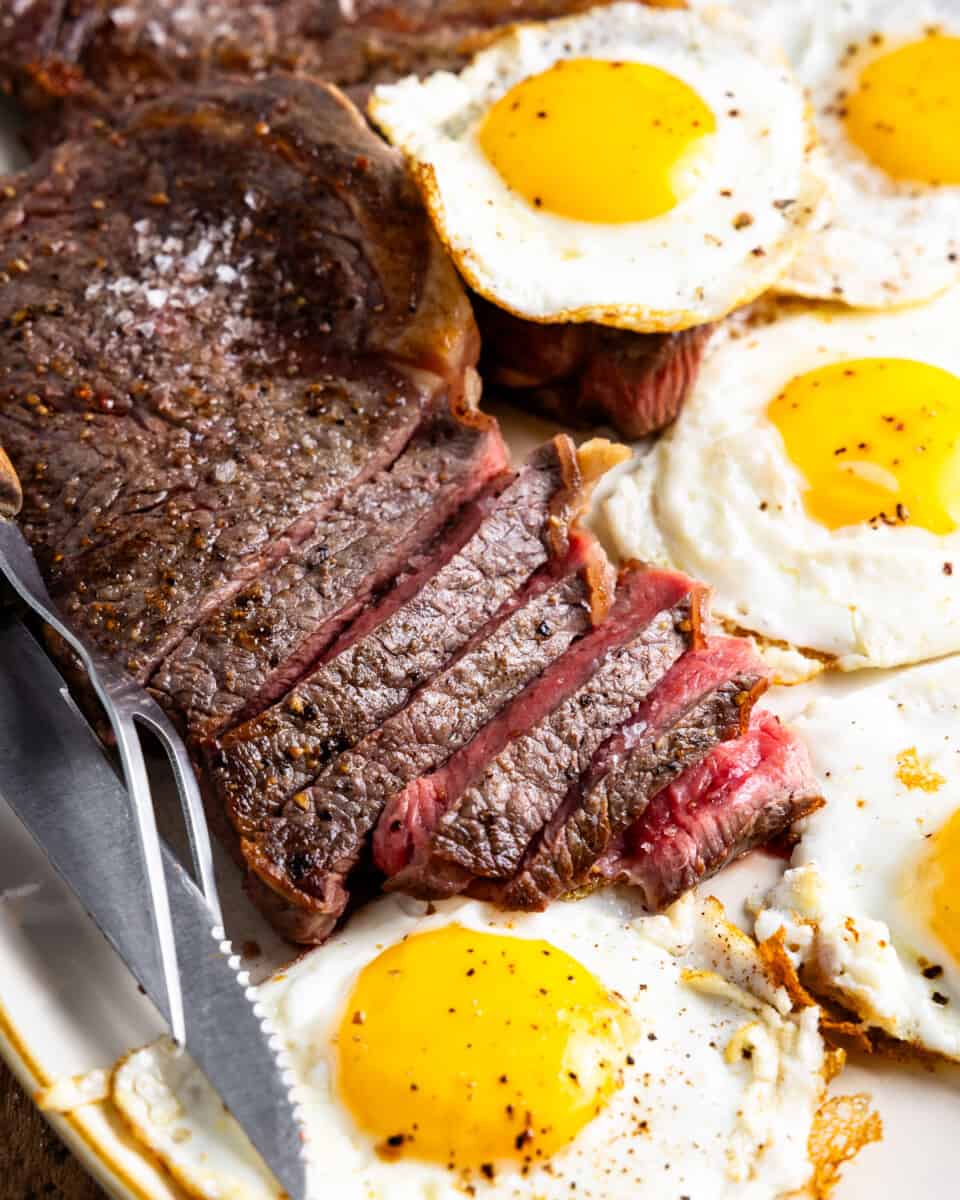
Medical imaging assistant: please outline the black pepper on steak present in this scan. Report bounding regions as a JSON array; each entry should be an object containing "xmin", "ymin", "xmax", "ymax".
[{"xmin": 0, "ymin": 74, "xmax": 481, "ymax": 680}]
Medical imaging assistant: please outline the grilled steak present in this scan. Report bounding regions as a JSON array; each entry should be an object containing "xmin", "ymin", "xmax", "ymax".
[
  {"xmin": 0, "ymin": 76, "xmax": 478, "ymax": 679},
  {"xmin": 211, "ymin": 434, "xmax": 584, "ymax": 843},
  {"xmin": 151, "ymin": 413, "xmax": 506, "ymax": 739},
  {"xmin": 502, "ymin": 637, "xmax": 768, "ymax": 909},
  {"xmin": 384, "ymin": 564, "xmax": 704, "ymax": 897},
  {"xmin": 0, "ymin": 0, "xmax": 614, "ymax": 147},
  {"xmin": 243, "ymin": 529, "xmax": 614, "ymax": 942},
  {"xmin": 0, "ymin": 56, "xmax": 813, "ymax": 945},
  {"xmin": 593, "ymin": 709, "xmax": 822, "ymax": 910},
  {"xmin": 475, "ymin": 298, "xmax": 712, "ymax": 439}
]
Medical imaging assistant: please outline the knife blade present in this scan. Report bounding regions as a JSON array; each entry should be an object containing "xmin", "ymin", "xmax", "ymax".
[
  {"xmin": 0, "ymin": 616, "xmax": 308, "ymax": 1200},
  {"xmin": 0, "ymin": 449, "xmax": 185, "ymax": 1047}
]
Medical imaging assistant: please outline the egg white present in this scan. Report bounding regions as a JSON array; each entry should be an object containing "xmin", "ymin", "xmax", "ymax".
[
  {"xmin": 370, "ymin": 2, "xmax": 821, "ymax": 332},
  {"xmin": 606, "ymin": 287, "xmax": 960, "ymax": 673},
  {"xmin": 716, "ymin": 0, "xmax": 960, "ymax": 306},
  {"xmin": 756, "ymin": 656, "xmax": 960, "ymax": 1060},
  {"xmin": 110, "ymin": 894, "xmax": 827, "ymax": 1199}
]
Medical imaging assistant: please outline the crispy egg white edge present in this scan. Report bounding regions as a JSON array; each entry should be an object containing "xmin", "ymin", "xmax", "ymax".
[
  {"xmin": 715, "ymin": 0, "xmax": 960, "ymax": 306},
  {"xmin": 369, "ymin": 2, "xmax": 823, "ymax": 332},
  {"xmin": 756, "ymin": 655, "xmax": 960, "ymax": 1061},
  {"xmin": 102, "ymin": 894, "xmax": 828, "ymax": 1200},
  {"xmin": 604, "ymin": 287, "xmax": 960, "ymax": 670}
]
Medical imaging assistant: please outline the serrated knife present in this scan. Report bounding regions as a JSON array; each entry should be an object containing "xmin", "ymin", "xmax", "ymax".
[{"xmin": 0, "ymin": 450, "xmax": 307, "ymax": 1199}]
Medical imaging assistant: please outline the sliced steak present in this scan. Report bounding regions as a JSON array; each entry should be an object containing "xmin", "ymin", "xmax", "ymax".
[
  {"xmin": 211, "ymin": 434, "xmax": 584, "ymax": 841},
  {"xmin": 475, "ymin": 298, "xmax": 712, "ymax": 439},
  {"xmin": 0, "ymin": 1, "xmax": 617, "ymax": 147},
  {"xmin": 0, "ymin": 76, "xmax": 478, "ymax": 678},
  {"xmin": 243, "ymin": 529, "xmax": 615, "ymax": 942},
  {"xmin": 502, "ymin": 637, "xmax": 768, "ymax": 910},
  {"xmin": 591, "ymin": 710, "xmax": 823, "ymax": 910},
  {"xmin": 151, "ymin": 413, "xmax": 506, "ymax": 739},
  {"xmin": 385, "ymin": 564, "xmax": 704, "ymax": 897}
]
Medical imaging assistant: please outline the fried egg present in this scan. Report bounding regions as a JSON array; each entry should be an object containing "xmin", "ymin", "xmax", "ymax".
[
  {"xmin": 370, "ymin": 3, "xmax": 821, "ymax": 333},
  {"xmin": 720, "ymin": 0, "xmax": 960, "ymax": 306},
  {"xmin": 757, "ymin": 656, "xmax": 960, "ymax": 1060},
  {"xmin": 111, "ymin": 894, "xmax": 830, "ymax": 1199},
  {"xmin": 606, "ymin": 288, "xmax": 960, "ymax": 674}
]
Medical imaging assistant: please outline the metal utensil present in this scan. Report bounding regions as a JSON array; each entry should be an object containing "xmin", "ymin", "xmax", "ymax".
[
  {"xmin": 0, "ymin": 446, "xmax": 190, "ymax": 1043},
  {"xmin": 0, "ymin": 448, "xmax": 308, "ymax": 1199}
]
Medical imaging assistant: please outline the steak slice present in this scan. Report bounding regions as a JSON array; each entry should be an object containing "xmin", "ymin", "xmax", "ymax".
[
  {"xmin": 150, "ymin": 413, "xmax": 506, "ymax": 739},
  {"xmin": 383, "ymin": 564, "xmax": 704, "ymax": 896},
  {"xmin": 211, "ymin": 434, "xmax": 584, "ymax": 840},
  {"xmin": 0, "ymin": 76, "xmax": 478, "ymax": 678},
  {"xmin": 591, "ymin": 710, "xmax": 823, "ymax": 910},
  {"xmin": 243, "ymin": 529, "xmax": 615, "ymax": 942},
  {"xmin": 502, "ymin": 637, "xmax": 768, "ymax": 910},
  {"xmin": 0, "ymin": 1, "xmax": 617, "ymax": 148},
  {"xmin": 475, "ymin": 298, "xmax": 712, "ymax": 439}
]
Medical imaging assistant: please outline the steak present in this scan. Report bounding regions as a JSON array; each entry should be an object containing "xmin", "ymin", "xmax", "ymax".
[
  {"xmin": 0, "ymin": 76, "xmax": 479, "ymax": 679},
  {"xmin": 0, "ymin": 1, "xmax": 616, "ymax": 147},
  {"xmin": 151, "ymin": 412, "xmax": 506, "ymax": 739},
  {"xmin": 243, "ymin": 529, "xmax": 614, "ymax": 942},
  {"xmin": 384, "ymin": 564, "xmax": 704, "ymax": 896},
  {"xmin": 211, "ymin": 434, "xmax": 584, "ymax": 841},
  {"xmin": 591, "ymin": 709, "xmax": 823, "ymax": 910},
  {"xmin": 502, "ymin": 637, "xmax": 768, "ymax": 909},
  {"xmin": 475, "ymin": 298, "xmax": 712, "ymax": 439}
]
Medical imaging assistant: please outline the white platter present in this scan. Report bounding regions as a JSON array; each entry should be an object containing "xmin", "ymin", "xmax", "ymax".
[{"xmin": 1, "ymin": 102, "xmax": 959, "ymax": 1200}]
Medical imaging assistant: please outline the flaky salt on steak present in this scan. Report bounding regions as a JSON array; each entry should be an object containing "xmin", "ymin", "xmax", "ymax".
[{"xmin": 0, "ymin": 75, "xmax": 484, "ymax": 680}]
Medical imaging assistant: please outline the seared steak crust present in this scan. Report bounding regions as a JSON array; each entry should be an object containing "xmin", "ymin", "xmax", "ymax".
[
  {"xmin": 0, "ymin": 76, "xmax": 478, "ymax": 678},
  {"xmin": 212, "ymin": 435, "xmax": 583, "ymax": 841},
  {"xmin": 151, "ymin": 413, "xmax": 506, "ymax": 739},
  {"xmin": 476, "ymin": 299, "xmax": 712, "ymax": 439},
  {"xmin": 502, "ymin": 638, "xmax": 767, "ymax": 909},
  {"xmin": 388, "ymin": 565, "xmax": 703, "ymax": 897},
  {"xmin": 0, "ymin": 1, "xmax": 615, "ymax": 145},
  {"xmin": 244, "ymin": 532, "xmax": 614, "ymax": 942}
]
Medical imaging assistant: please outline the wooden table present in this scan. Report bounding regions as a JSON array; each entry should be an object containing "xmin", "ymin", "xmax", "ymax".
[{"xmin": 0, "ymin": 1060, "xmax": 103, "ymax": 1198}]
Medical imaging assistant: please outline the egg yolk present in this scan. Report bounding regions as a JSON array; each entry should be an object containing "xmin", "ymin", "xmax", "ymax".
[
  {"xmin": 844, "ymin": 34, "xmax": 960, "ymax": 185},
  {"xmin": 478, "ymin": 58, "xmax": 716, "ymax": 223},
  {"xmin": 767, "ymin": 358, "xmax": 960, "ymax": 534},
  {"xmin": 917, "ymin": 807, "xmax": 960, "ymax": 968},
  {"xmin": 335, "ymin": 925, "xmax": 630, "ymax": 1168}
]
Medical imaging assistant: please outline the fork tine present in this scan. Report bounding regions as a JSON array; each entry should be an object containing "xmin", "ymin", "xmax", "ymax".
[
  {"xmin": 108, "ymin": 715, "xmax": 187, "ymax": 1046},
  {"xmin": 134, "ymin": 701, "xmax": 223, "ymax": 926}
]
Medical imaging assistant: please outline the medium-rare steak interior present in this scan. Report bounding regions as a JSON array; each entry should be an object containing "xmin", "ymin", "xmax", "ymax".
[
  {"xmin": 593, "ymin": 709, "xmax": 824, "ymax": 909},
  {"xmin": 243, "ymin": 526, "xmax": 614, "ymax": 942},
  {"xmin": 378, "ymin": 562, "xmax": 704, "ymax": 892},
  {"xmin": 211, "ymin": 435, "xmax": 584, "ymax": 852},
  {"xmin": 502, "ymin": 636, "xmax": 769, "ymax": 909},
  {"xmin": 0, "ymin": 70, "xmax": 821, "ymax": 946}
]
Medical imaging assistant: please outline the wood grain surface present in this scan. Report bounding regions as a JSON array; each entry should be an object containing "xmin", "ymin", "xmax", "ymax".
[{"xmin": 0, "ymin": 1060, "xmax": 103, "ymax": 1199}]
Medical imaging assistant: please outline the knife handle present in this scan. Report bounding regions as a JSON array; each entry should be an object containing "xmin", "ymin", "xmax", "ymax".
[{"xmin": 0, "ymin": 445, "xmax": 22, "ymax": 520}]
